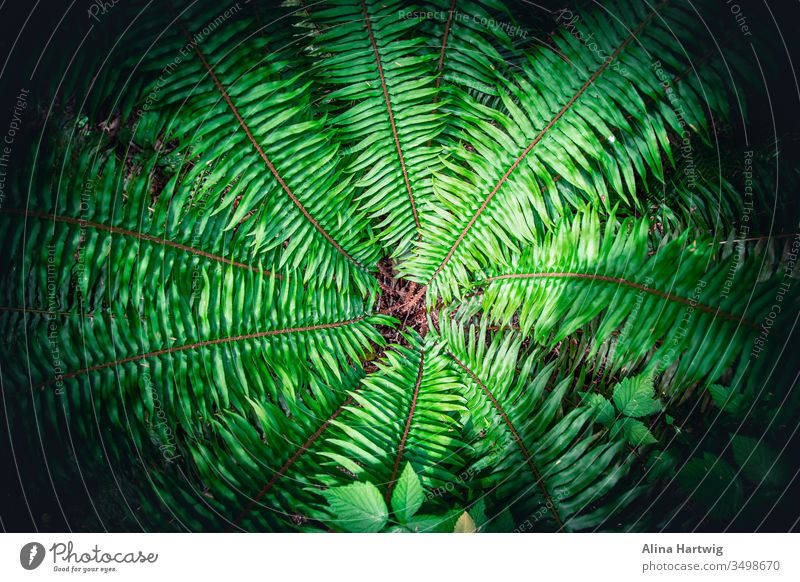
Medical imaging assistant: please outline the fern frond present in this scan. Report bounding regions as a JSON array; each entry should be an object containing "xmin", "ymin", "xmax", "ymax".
[
  {"xmin": 475, "ymin": 210, "xmax": 779, "ymax": 390},
  {"xmin": 403, "ymin": 0, "xmax": 745, "ymax": 302},
  {"xmin": 319, "ymin": 332, "xmax": 468, "ymax": 498},
  {"xmin": 307, "ymin": 0, "xmax": 447, "ymax": 259},
  {"xmin": 2, "ymin": 0, "xmax": 795, "ymax": 534},
  {"xmin": 434, "ymin": 314, "xmax": 643, "ymax": 531}
]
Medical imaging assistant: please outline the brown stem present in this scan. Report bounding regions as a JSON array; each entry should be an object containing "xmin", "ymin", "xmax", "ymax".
[
  {"xmin": 427, "ymin": 1, "xmax": 668, "ymax": 285},
  {"xmin": 385, "ymin": 350, "xmax": 425, "ymax": 504},
  {"xmin": 360, "ymin": 0, "xmax": 421, "ymax": 234},
  {"xmin": 1, "ymin": 208, "xmax": 280, "ymax": 279},
  {"xmin": 483, "ymin": 271, "xmax": 755, "ymax": 328},
  {"xmin": 36, "ymin": 316, "xmax": 366, "ymax": 388},
  {"xmin": 447, "ymin": 350, "xmax": 564, "ymax": 530},
  {"xmin": 174, "ymin": 13, "xmax": 372, "ymax": 275},
  {"xmin": 232, "ymin": 393, "xmax": 357, "ymax": 529}
]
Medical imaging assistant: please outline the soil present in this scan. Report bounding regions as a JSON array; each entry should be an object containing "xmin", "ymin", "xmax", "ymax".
[{"xmin": 374, "ymin": 257, "xmax": 430, "ymax": 342}]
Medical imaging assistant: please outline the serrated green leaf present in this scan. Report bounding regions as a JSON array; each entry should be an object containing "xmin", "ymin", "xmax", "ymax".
[
  {"xmin": 611, "ymin": 418, "xmax": 658, "ymax": 447},
  {"xmin": 613, "ymin": 375, "xmax": 662, "ymax": 418},
  {"xmin": 391, "ymin": 463, "xmax": 425, "ymax": 523},
  {"xmin": 585, "ymin": 393, "xmax": 616, "ymax": 425},
  {"xmin": 708, "ymin": 385, "xmax": 744, "ymax": 414},
  {"xmin": 678, "ymin": 453, "xmax": 742, "ymax": 519},
  {"xmin": 731, "ymin": 436, "xmax": 788, "ymax": 487},
  {"xmin": 323, "ymin": 482, "xmax": 388, "ymax": 533}
]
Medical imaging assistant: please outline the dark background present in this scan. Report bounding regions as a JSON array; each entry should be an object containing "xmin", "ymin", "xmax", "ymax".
[{"xmin": 1, "ymin": 0, "xmax": 799, "ymax": 533}]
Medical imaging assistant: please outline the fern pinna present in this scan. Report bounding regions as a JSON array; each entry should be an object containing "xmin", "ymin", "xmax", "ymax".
[{"xmin": 0, "ymin": 0, "xmax": 797, "ymax": 532}]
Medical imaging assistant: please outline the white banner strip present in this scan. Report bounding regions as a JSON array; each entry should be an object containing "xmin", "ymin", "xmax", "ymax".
[{"xmin": 1, "ymin": 533, "xmax": 797, "ymax": 581}]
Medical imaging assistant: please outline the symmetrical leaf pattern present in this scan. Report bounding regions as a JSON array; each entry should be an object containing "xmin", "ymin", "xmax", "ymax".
[{"xmin": 1, "ymin": 0, "xmax": 795, "ymax": 532}]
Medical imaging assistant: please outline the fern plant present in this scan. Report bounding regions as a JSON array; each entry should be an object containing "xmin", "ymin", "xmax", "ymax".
[{"xmin": 1, "ymin": 0, "xmax": 797, "ymax": 533}]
